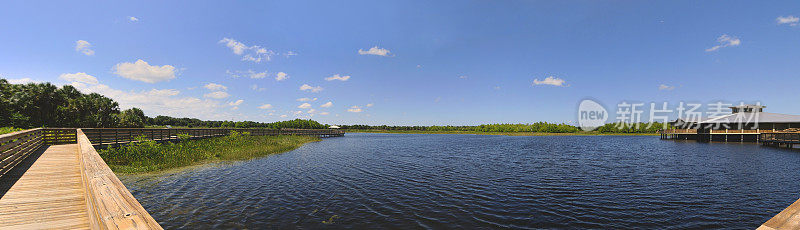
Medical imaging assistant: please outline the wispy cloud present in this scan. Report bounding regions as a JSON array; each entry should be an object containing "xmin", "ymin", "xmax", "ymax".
[
  {"xmin": 218, "ymin": 37, "xmax": 276, "ymax": 63},
  {"xmin": 347, "ymin": 105, "xmax": 363, "ymax": 113},
  {"xmin": 204, "ymin": 83, "xmax": 227, "ymax": 91},
  {"xmin": 228, "ymin": 99, "xmax": 244, "ymax": 106},
  {"xmin": 658, "ymin": 84, "xmax": 675, "ymax": 91},
  {"xmin": 7, "ymin": 78, "xmax": 38, "ymax": 84},
  {"xmin": 358, "ymin": 46, "xmax": 392, "ymax": 56},
  {"xmin": 129, "ymin": 16, "xmax": 139, "ymax": 22},
  {"xmin": 325, "ymin": 74, "xmax": 350, "ymax": 81},
  {"xmin": 113, "ymin": 59, "xmax": 176, "ymax": 83},
  {"xmin": 705, "ymin": 34, "xmax": 741, "ymax": 52},
  {"xmin": 299, "ymin": 84, "xmax": 323, "ymax": 93},
  {"xmin": 532, "ymin": 76, "xmax": 567, "ymax": 87},
  {"xmin": 275, "ymin": 72, "xmax": 288, "ymax": 81},
  {"xmin": 259, "ymin": 104, "xmax": 273, "ymax": 109},
  {"xmin": 320, "ymin": 101, "xmax": 333, "ymax": 108},
  {"xmin": 777, "ymin": 15, "xmax": 799, "ymax": 26},
  {"xmin": 296, "ymin": 97, "xmax": 317, "ymax": 102},
  {"xmin": 227, "ymin": 70, "xmax": 267, "ymax": 79},
  {"xmin": 75, "ymin": 40, "xmax": 94, "ymax": 56},
  {"xmin": 298, "ymin": 103, "xmax": 312, "ymax": 109},
  {"xmin": 204, "ymin": 91, "xmax": 230, "ymax": 99},
  {"xmin": 59, "ymin": 72, "xmax": 98, "ymax": 85}
]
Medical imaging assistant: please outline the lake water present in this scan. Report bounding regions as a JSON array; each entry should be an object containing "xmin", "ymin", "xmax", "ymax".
[{"xmin": 120, "ymin": 133, "xmax": 800, "ymax": 229}]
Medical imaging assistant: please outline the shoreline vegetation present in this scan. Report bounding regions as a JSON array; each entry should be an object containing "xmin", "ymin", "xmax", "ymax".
[
  {"xmin": 98, "ymin": 131, "xmax": 319, "ymax": 174},
  {"xmin": 345, "ymin": 129, "xmax": 660, "ymax": 136}
]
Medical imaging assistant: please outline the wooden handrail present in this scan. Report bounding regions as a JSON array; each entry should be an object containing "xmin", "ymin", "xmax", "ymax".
[
  {"xmin": 0, "ymin": 128, "xmax": 43, "ymax": 177},
  {"xmin": 77, "ymin": 129, "xmax": 163, "ymax": 230}
]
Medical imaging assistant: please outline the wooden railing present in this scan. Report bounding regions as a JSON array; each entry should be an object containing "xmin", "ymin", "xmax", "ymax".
[
  {"xmin": 708, "ymin": 129, "xmax": 768, "ymax": 134},
  {"xmin": 80, "ymin": 128, "xmax": 344, "ymax": 147},
  {"xmin": 761, "ymin": 133, "xmax": 800, "ymax": 142},
  {"xmin": 0, "ymin": 129, "xmax": 43, "ymax": 177},
  {"xmin": 0, "ymin": 128, "xmax": 79, "ymax": 177},
  {"xmin": 77, "ymin": 129, "xmax": 163, "ymax": 229},
  {"xmin": 660, "ymin": 129, "xmax": 697, "ymax": 134}
]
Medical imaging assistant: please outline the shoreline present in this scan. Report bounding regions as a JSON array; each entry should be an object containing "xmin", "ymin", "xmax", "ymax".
[
  {"xmin": 345, "ymin": 130, "xmax": 659, "ymax": 136},
  {"xmin": 101, "ymin": 134, "xmax": 320, "ymax": 174}
]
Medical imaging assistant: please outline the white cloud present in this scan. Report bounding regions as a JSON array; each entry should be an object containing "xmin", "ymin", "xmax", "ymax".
[
  {"xmin": 532, "ymin": 76, "xmax": 567, "ymax": 87},
  {"xmin": 705, "ymin": 34, "xmax": 741, "ymax": 52},
  {"xmin": 307, "ymin": 109, "xmax": 316, "ymax": 114},
  {"xmin": 358, "ymin": 46, "xmax": 392, "ymax": 56},
  {"xmin": 129, "ymin": 16, "xmax": 139, "ymax": 22},
  {"xmin": 259, "ymin": 104, "xmax": 273, "ymax": 109},
  {"xmin": 204, "ymin": 91, "xmax": 230, "ymax": 99},
  {"xmin": 296, "ymin": 97, "xmax": 317, "ymax": 102},
  {"xmin": 777, "ymin": 15, "xmax": 799, "ymax": 26},
  {"xmin": 459, "ymin": 75, "xmax": 468, "ymax": 79},
  {"xmin": 280, "ymin": 114, "xmax": 288, "ymax": 118},
  {"xmin": 493, "ymin": 86, "xmax": 501, "ymax": 90},
  {"xmin": 658, "ymin": 84, "xmax": 675, "ymax": 91},
  {"xmin": 319, "ymin": 112, "xmax": 330, "ymax": 115},
  {"xmin": 250, "ymin": 84, "xmax": 265, "ymax": 91},
  {"xmin": 275, "ymin": 72, "xmax": 289, "ymax": 81},
  {"xmin": 320, "ymin": 101, "xmax": 333, "ymax": 108},
  {"xmin": 285, "ymin": 51, "xmax": 298, "ymax": 57},
  {"xmin": 299, "ymin": 84, "xmax": 323, "ymax": 93},
  {"xmin": 204, "ymin": 83, "xmax": 227, "ymax": 91},
  {"xmin": 113, "ymin": 59, "xmax": 176, "ymax": 83},
  {"xmin": 347, "ymin": 106, "xmax": 363, "ymax": 113},
  {"xmin": 7, "ymin": 78, "xmax": 37, "ymax": 84},
  {"xmin": 228, "ymin": 99, "xmax": 244, "ymax": 106},
  {"xmin": 59, "ymin": 72, "xmax": 98, "ymax": 85},
  {"xmin": 68, "ymin": 79, "xmax": 234, "ymax": 120},
  {"xmin": 218, "ymin": 37, "xmax": 276, "ymax": 63},
  {"xmin": 325, "ymin": 74, "xmax": 350, "ymax": 81},
  {"xmin": 75, "ymin": 40, "xmax": 94, "ymax": 56},
  {"xmin": 366, "ymin": 103, "xmax": 374, "ymax": 107},
  {"xmin": 227, "ymin": 70, "xmax": 267, "ymax": 79},
  {"xmin": 298, "ymin": 103, "xmax": 312, "ymax": 109}
]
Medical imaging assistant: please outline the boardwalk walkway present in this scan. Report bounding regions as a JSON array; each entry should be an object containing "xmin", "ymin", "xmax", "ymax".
[
  {"xmin": 0, "ymin": 128, "xmax": 343, "ymax": 229},
  {"xmin": 0, "ymin": 144, "xmax": 90, "ymax": 229}
]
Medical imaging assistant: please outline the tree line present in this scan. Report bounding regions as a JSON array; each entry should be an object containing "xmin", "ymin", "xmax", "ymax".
[
  {"xmin": 0, "ymin": 79, "xmax": 325, "ymax": 129},
  {"xmin": 2, "ymin": 78, "xmax": 667, "ymax": 133},
  {"xmin": 341, "ymin": 121, "xmax": 669, "ymax": 134}
]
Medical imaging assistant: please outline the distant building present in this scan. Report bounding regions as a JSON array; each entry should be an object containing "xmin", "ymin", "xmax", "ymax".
[{"xmin": 664, "ymin": 104, "xmax": 800, "ymax": 142}]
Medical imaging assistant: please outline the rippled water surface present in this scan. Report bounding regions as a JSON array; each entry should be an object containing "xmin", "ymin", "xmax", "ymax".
[{"xmin": 120, "ymin": 133, "xmax": 800, "ymax": 229}]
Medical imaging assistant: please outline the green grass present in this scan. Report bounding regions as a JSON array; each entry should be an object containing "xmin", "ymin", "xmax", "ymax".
[
  {"xmin": 345, "ymin": 129, "xmax": 660, "ymax": 136},
  {"xmin": 98, "ymin": 132, "xmax": 320, "ymax": 173},
  {"xmin": 0, "ymin": 127, "xmax": 23, "ymax": 135}
]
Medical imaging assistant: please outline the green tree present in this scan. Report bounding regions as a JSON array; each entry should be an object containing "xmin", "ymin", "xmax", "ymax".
[{"xmin": 118, "ymin": 108, "xmax": 146, "ymax": 128}]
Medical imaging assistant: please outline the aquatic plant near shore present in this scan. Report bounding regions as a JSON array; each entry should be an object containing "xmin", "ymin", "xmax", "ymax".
[{"xmin": 99, "ymin": 132, "xmax": 319, "ymax": 173}]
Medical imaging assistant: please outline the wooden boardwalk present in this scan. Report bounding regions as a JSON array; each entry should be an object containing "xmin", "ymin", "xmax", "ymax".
[
  {"xmin": 0, "ymin": 128, "xmax": 343, "ymax": 229},
  {"xmin": 0, "ymin": 144, "xmax": 90, "ymax": 229},
  {"xmin": 759, "ymin": 197, "xmax": 800, "ymax": 230}
]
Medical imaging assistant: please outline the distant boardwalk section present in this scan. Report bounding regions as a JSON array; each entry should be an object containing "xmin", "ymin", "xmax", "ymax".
[{"xmin": 0, "ymin": 128, "xmax": 344, "ymax": 229}]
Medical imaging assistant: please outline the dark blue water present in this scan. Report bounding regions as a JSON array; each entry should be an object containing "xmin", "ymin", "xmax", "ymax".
[{"xmin": 120, "ymin": 133, "xmax": 800, "ymax": 229}]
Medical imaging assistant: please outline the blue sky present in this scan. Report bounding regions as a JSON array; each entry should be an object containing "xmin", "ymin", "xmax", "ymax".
[{"xmin": 1, "ymin": 1, "xmax": 800, "ymax": 126}]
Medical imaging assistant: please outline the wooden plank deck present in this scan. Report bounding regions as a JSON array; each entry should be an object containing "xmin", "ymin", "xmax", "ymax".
[{"xmin": 0, "ymin": 144, "xmax": 90, "ymax": 229}]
